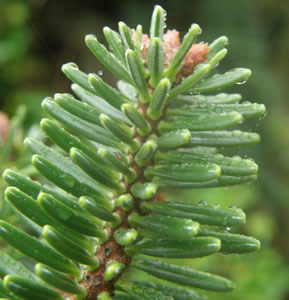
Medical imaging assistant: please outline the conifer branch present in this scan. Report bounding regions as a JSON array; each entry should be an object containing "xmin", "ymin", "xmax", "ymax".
[{"xmin": 0, "ymin": 5, "xmax": 265, "ymax": 300}]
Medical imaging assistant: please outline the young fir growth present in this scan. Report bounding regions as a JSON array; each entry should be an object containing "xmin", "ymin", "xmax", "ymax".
[{"xmin": 0, "ymin": 5, "xmax": 266, "ymax": 300}]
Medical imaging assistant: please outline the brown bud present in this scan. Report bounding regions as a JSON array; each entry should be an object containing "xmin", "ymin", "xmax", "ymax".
[
  {"xmin": 132, "ymin": 29, "xmax": 209, "ymax": 81},
  {"xmin": 0, "ymin": 112, "xmax": 10, "ymax": 144}
]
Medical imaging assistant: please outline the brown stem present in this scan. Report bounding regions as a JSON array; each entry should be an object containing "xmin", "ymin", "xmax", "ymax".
[{"xmin": 79, "ymin": 98, "xmax": 159, "ymax": 299}]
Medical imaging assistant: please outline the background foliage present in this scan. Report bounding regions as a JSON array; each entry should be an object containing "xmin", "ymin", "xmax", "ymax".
[{"xmin": 0, "ymin": 0, "xmax": 288, "ymax": 299}]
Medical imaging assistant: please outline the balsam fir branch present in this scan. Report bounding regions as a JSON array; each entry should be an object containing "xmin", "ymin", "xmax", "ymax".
[{"xmin": 0, "ymin": 5, "xmax": 266, "ymax": 300}]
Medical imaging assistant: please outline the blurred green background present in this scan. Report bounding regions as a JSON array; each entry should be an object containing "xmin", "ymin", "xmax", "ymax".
[{"xmin": 0, "ymin": 0, "xmax": 288, "ymax": 299}]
